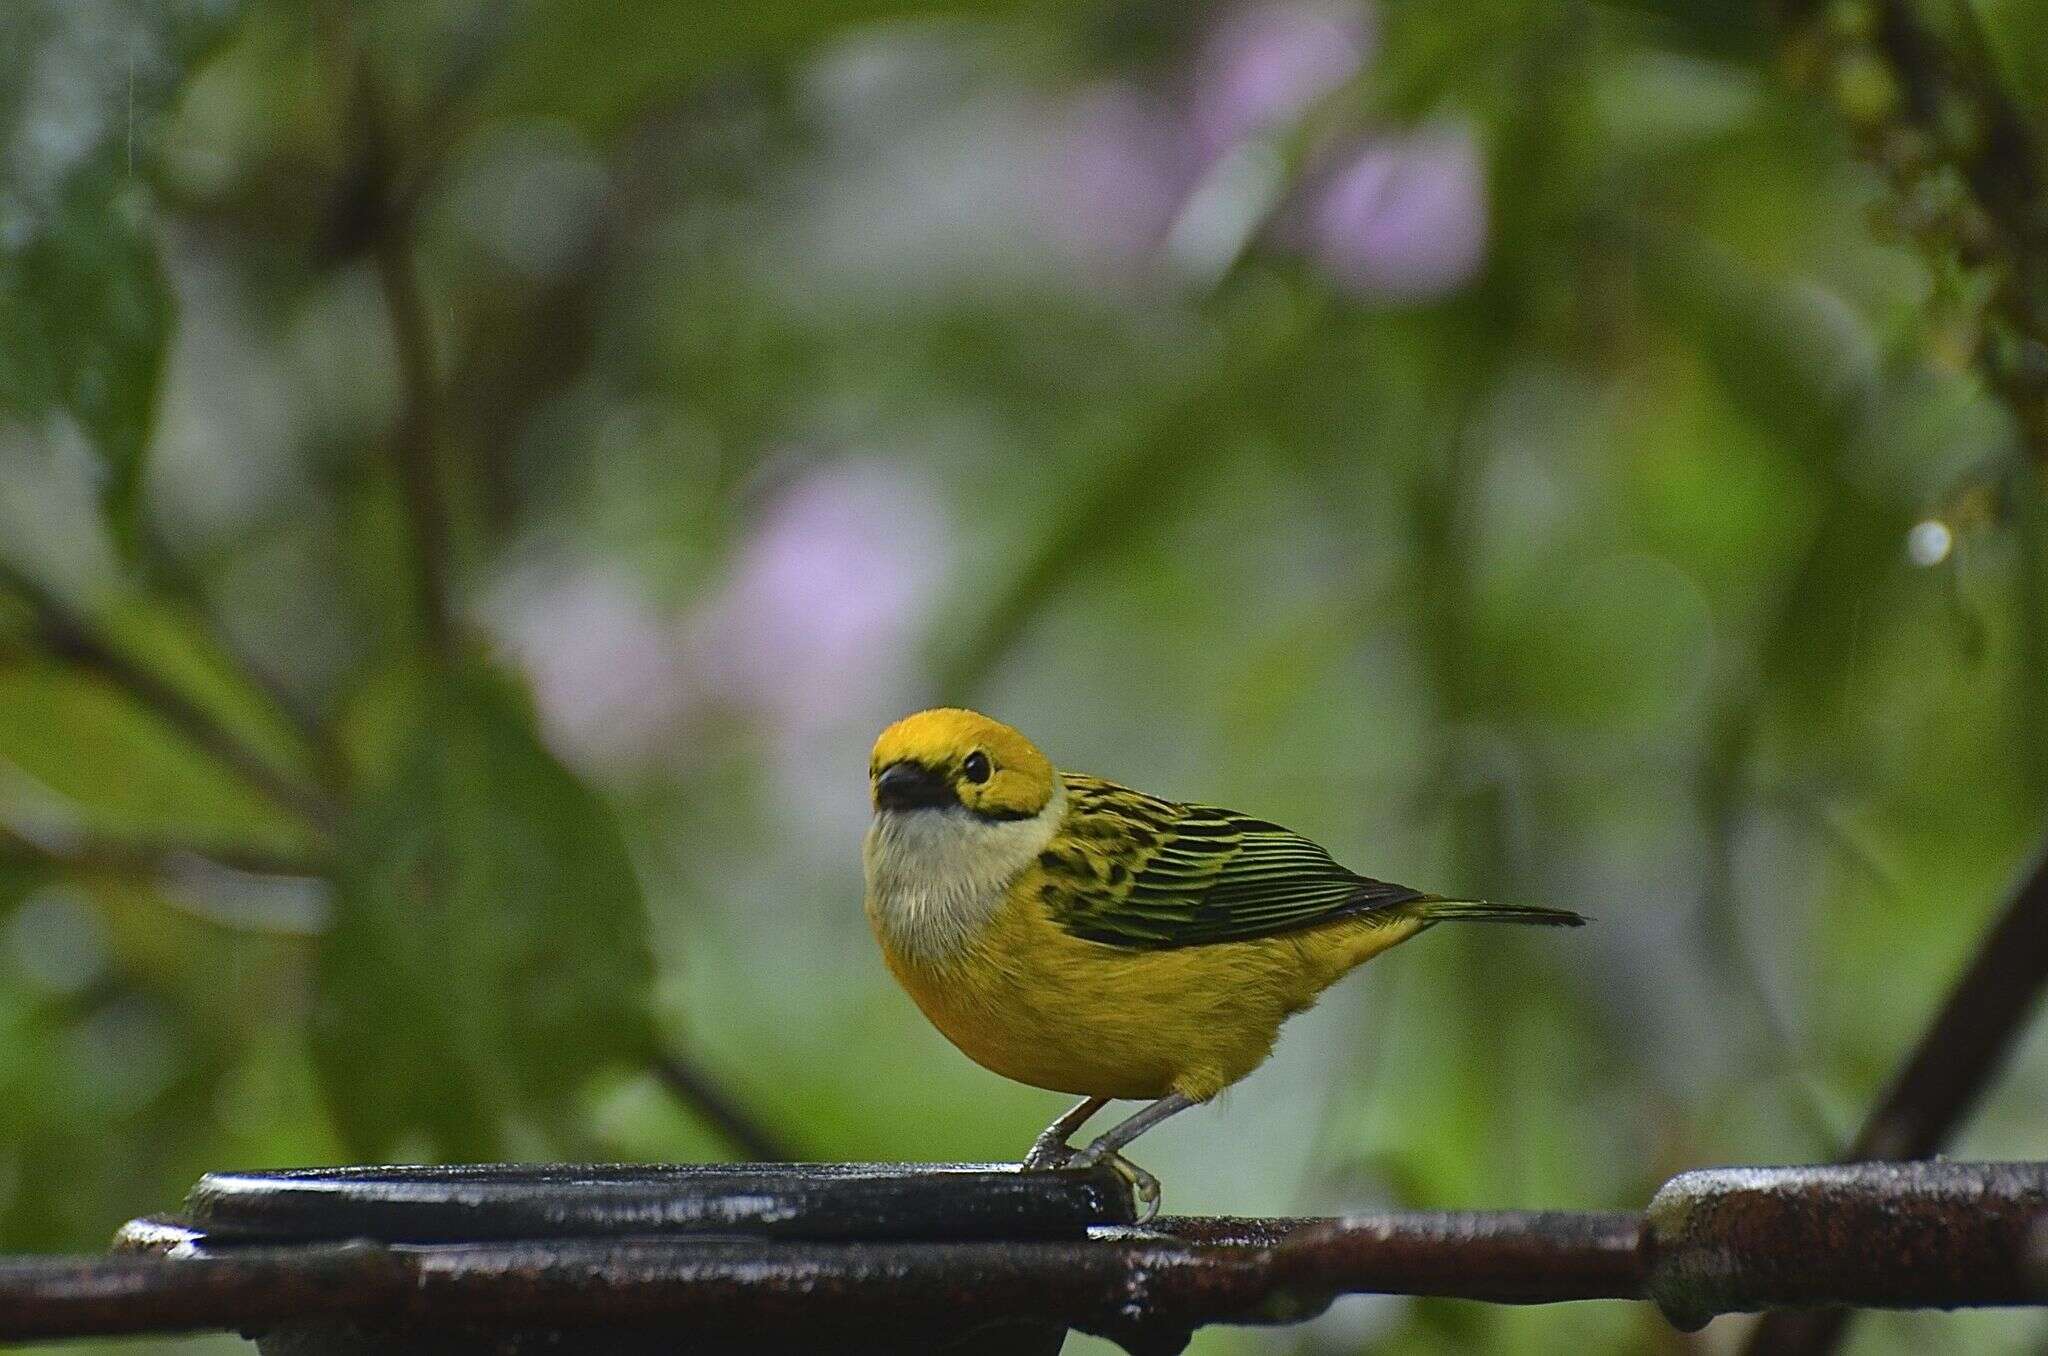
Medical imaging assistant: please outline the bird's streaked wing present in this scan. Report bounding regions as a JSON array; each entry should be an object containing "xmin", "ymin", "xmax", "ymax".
[{"xmin": 1040, "ymin": 774, "xmax": 1426, "ymax": 949}]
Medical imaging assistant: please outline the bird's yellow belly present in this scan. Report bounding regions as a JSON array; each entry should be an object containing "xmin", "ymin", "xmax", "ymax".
[{"xmin": 878, "ymin": 894, "xmax": 1421, "ymax": 1102}]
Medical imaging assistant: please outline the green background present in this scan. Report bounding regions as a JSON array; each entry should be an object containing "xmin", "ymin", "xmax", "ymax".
[{"xmin": 3, "ymin": 1, "xmax": 2045, "ymax": 1352}]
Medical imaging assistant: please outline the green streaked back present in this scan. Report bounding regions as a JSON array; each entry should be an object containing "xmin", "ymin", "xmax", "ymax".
[{"xmin": 1038, "ymin": 773, "xmax": 1427, "ymax": 949}]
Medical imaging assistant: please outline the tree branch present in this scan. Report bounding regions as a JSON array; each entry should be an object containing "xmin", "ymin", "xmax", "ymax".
[
  {"xmin": 1743, "ymin": 9, "xmax": 2048, "ymax": 1347},
  {"xmin": 373, "ymin": 233, "xmax": 456, "ymax": 662},
  {"xmin": 650, "ymin": 1052, "xmax": 798, "ymax": 1163},
  {"xmin": 1742, "ymin": 843, "xmax": 2048, "ymax": 1353},
  {"xmin": 0, "ymin": 821, "xmax": 330, "ymax": 881},
  {"xmin": 1776, "ymin": 0, "xmax": 2048, "ymax": 468},
  {"xmin": 135, "ymin": 523, "xmax": 350, "ymax": 792},
  {"xmin": 342, "ymin": 54, "xmax": 457, "ymax": 664},
  {"xmin": 1844, "ymin": 845, "xmax": 2048, "ymax": 1162}
]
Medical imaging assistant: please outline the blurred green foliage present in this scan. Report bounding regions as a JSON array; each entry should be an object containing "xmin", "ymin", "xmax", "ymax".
[
  {"xmin": 314, "ymin": 663, "xmax": 656, "ymax": 1162},
  {"xmin": 1, "ymin": 1, "xmax": 2045, "ymax": 1353}
]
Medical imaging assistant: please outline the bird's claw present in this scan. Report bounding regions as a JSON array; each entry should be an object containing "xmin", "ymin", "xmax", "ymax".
[
  {"xmin": 1022, "ymin": 1130, "xmax": 1083, "ymax": 1170},
  {"xmin": 1073, "ymin": 1144, "xmax": 1162, "ymax": 1224},
  {"xmin": 1022, "ymin": 1142, "xmax": 1079, "ymax": 1170},
  {"xmin": 1022, "ymin": 1136, "xmax": 1161, "ymax": 1222}
]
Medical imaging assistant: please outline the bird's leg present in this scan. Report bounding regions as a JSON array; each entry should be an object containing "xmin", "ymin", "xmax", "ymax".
[
  {"xmin": 1072, "ymin": 1092, "xmax": 1198, "ymax": 1223},
  {"xmin": 1022, "ymin": 1095, "xmax": 1109, "ymax": 1169},
  {"xmin": 1075, "ymin": 1091, "xmax": 1197, "ymax": 1160}
]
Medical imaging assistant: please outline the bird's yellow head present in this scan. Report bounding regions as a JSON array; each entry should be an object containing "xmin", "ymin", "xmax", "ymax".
[{"xmin": 869, "ymin": 708, "xmax": 1056, "ymax": 822}]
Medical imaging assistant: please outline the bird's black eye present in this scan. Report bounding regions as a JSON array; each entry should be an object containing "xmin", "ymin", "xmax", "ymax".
[{"xmin": 962, "ymin": 751, "xmax": 992, "ymax": 784}]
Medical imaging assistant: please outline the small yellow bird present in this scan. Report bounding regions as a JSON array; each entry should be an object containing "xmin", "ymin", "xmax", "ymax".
[{"xmin": 862, "ymin": 708, "xmax": 1584, "ymax": 1216}]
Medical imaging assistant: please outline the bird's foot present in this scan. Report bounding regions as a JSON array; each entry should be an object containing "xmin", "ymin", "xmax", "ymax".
[
  {"xmin": 1073, "ymin": 1143, "xmax": 1161, "ymax": 1223},
  {"xmin": 1021, "ymin": 1130, "xmax": 1082, "ymax": 1171}
]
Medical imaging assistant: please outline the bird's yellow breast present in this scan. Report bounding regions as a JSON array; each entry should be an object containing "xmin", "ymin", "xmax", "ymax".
[{"xmin": 870, "ymin": 863, "xmax": 1422, "ymax": 1102}]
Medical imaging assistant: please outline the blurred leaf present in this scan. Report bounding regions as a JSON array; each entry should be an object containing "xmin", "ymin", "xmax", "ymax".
[
  {"xmin": 1640, "ymin": 238, "xmax": 1912, "ymax": 715},
  {"xmin": 96, "ymin": 595, "xmax": 321, "ymax": 786},
  {"xmin": 0, "ymin": 1, "xmax": 246, "ymax": 555},
  {"xmin": 486, "ymin": 0, "xmax": 1065, "ymax": 135},
  {"xmin": 0, "ymin": 891, "xmax": 244, "ymax": 1249},
  {"xmin": 0, "ymin": 858, "xmax": 329, "ymax": 1249},
  {"xmin": 0, "ymin": 660, "xmax": 305, "ymax": 847},
  {"xmin": 1587, "ymin": 0, "xmax": 1772, "ymax": 61},
  {"xmin": 0, "ymin": 858, "xmax": 49, "ymax": 924},
  {"xmin": 312, "ymin": 661, "xmax": 656, "ymax": 1159},
  {"xmin": 1983, "ymin": 0, "xmax": 2048, "ymax": 114},
  {"xmin": 0, "ymin": 167, "xmax": 167, "ymax": 554},
  {"xmin": 1487, "ymin": 552, "xmax": 1715, "ymax": 728},
  {"xmin": 0, "ymin": 592, "xmax": 34, "ymax": 656},
  {"xmin": 934, "ymin": 280, "xmax": 1328, "ymax": 699},
  {"xmin": 1641, "ymin": 238, "xmax": 1873, "ymax": 453}
]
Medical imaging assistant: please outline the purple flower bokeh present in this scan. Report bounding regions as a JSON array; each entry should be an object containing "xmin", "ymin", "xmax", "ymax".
[
  {"xmin": 499, "ymin": 460, "xmax": 950, "ymax": 797},
  {"xmin": 1191, "ymin": 1, "xmax": 1374, "ymax": 158},
  {"xmin": 1043, "ymin": 0, "xmax": 1487, "ymax": 300},
  {"xmin": 499, "ymin": 566, "xmax": 688, "ymax": 774},
  {"xmin": 1303, "ymin": 124, "xmax": 1488, "ymax": 299},
  {"xmin": 681, "ymin": 459, "xmax": 948, "ymax": 733},
  {"xmin": 1049, "ymin": 83, "xmax": 1199, "ymax": 266}
]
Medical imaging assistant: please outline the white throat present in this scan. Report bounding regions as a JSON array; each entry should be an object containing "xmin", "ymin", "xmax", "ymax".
[{"xmin": 863, "ymin": 777, "xmax": 1067, "ymax": 965}]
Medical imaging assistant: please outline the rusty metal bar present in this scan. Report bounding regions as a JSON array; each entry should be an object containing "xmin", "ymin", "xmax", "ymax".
[
  {"xmin": 0, "ymin": 1244, "xmax": 411, "ymax": 1341},
  {"xmin": 1271, "ymin": 1210, "xmax": 1645, "ymax": 1308},
  {"xmin": 2, "ymin": 1162, "xmax": 2044, "ymax": 1353},
  {"xmin": 1649, "ymin": 1162, "xmax": 2048, "ymax": 1331}
]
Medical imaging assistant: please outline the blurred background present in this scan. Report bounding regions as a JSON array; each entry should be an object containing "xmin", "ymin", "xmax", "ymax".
[{"xmin": 3, "ymin": 0, "xmax": 2046, "ymax": 1352}]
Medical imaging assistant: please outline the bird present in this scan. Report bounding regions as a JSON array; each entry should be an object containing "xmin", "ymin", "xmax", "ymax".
[{"xmin": 860, "ymin": 707, "xmax": 1585, "ymax": 1218}]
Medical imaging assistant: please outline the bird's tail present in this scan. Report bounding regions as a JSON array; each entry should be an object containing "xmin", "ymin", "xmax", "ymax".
[{"xmin": 1409, "ymin": 896, "xmax": 1588, "ymax": 927}]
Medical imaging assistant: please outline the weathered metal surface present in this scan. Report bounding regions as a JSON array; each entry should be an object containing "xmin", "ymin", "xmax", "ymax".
[
  {"xmin": 15, "ymin": 1235, "xmax": 1252, "ymax": 1353},
  {"xmin": 112, "ymin": 1216, "xmax": 208, "ymax": 1257},
  {"xmin": 184, "ymin": 1162, "xmax": 1133, "ymax": 1243},
  {"xmin": 1647, "ymin": 1161, "xmax": 2048, "ymax": 1330},
  {"xmin": 251, "ymin": 1315, "xmax": 1069, "ymax": 1356},
  {"xmin": 2, "ymin": 1160, "xmax": 2045, "ymax": 1354},
  {"xmin": 1273, "ymin": 1210, "xmax": 1645, "ymax": 1309},
  {"xmin": 0, "ymin": 1244, "xmax": 410, "ymax": 1342},
  {"xmin": 1147, "ymin": 1215, "xmax": 1324, "ymax": 1248}
]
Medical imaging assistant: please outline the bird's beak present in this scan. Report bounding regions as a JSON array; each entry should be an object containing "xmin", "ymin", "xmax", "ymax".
[{"xmin": 874, "ymin": 760, "xmax": 956, "ymax": 812}]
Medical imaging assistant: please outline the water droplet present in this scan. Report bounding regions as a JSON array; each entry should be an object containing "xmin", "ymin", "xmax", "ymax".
[{"xmin": 1906, "ymin": 519, "xmax": 1952, "ymax": 567}]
